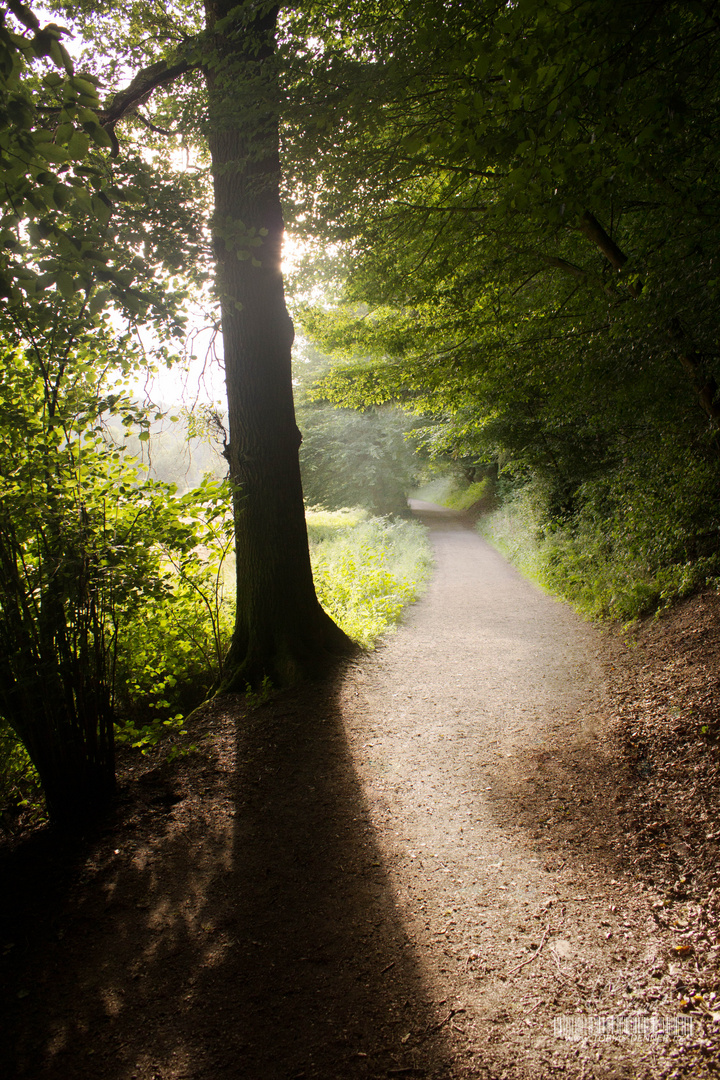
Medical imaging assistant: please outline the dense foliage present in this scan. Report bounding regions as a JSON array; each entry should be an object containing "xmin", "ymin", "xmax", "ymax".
[
  {"xmin": 0, "ymin": 287, "xmax": 235, "ymax": 824},
  {"xmin": 0, "ymin": 0, "xmax": 218, "ymax": 824},
  {"xmin": 293, "ymin": 0, "xmax": 720, "ymax": 618}
]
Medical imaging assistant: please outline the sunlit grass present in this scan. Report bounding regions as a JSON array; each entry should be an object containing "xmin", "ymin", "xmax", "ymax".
[
  {"xmin": 305, "ymin": 506, "xmax": 369, "ymax": 542},
  {"xmin": 478, "ymin": 480, "xmax": 720, "ymax": 622},
  {"xmin": 307, "ymin": 507, "xmax": 433, "ymax": 647}
]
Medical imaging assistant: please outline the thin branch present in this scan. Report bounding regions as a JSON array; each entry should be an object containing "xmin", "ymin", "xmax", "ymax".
[
  {"xmin": 422, "ymin": 1009, "xmax": 458, "ymax": 1038},
  {"xmin": 135, "ymin": 111, "xmax": 176, "ymax": 137},
  {"xmin": 507, "ymin": 923, "xmax": 552, "ymax": 977},
  {"xmin": 551, "ymin": 281, "xmax": 582, "ymax": 318},
  {"xmin": 542, "ymin": 255, "xmax": 587, "ymax": 281}
]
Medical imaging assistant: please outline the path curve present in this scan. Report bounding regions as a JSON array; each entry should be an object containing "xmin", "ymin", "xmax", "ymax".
[{"xmin": 336, "ymin": 502, "xmax": 670, "ymax": 1078}]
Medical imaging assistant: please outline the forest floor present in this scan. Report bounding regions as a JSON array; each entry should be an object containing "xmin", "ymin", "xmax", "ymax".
[{"xmin": 2, "ymin": 502, "xmax": 720, "ymax": 1080}]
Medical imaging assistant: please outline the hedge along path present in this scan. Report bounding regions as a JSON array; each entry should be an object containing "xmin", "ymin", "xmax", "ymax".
[{"xmin": 337, "ymin": 500, "xmax": 685, "ymax": 1079}]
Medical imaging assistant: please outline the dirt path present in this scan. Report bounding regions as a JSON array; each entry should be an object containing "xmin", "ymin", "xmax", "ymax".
[
  {"xmin": 1, "ymin": 504, "xmax": 715, "ymax": 1079},
  {"xmin": 335, "ymin": 503, "xmax": 682, "ymax": 1079}
]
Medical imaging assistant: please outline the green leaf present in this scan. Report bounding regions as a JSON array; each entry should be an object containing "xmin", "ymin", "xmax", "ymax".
[
  {"xmin": 67, "ymin": 130, "xmax": 90, "ymax": 159},
  {"xmin": 55, "ymin": 271, "xmax": 76, "ymax": 298},
  {"xmin": 36, "ymin": 141, "xmax": 69, "ymax": 164},
  {"xmin": 86, "ymin": 122, "xmax": 113, "ymax": 149}
]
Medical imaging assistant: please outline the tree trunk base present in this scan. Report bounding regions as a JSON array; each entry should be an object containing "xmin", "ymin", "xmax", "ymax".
[{"xmin": 218, "ymin": 610, "xmax": 359, "ymax": 693}]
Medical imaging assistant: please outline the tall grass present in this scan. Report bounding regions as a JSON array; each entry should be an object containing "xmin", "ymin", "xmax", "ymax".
[
  {"xmin": 307, "ymin": 508, "xmax": 433, "ymax": 646},
  {"xmin": 478, "ymin": 462, "xmax": 720, "ymax": 622}
]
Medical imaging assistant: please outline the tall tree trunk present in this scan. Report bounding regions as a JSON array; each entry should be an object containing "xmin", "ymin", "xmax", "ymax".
[{"xmin": 203, "ymin": 0, "xmax": 354, "ymax": 689}]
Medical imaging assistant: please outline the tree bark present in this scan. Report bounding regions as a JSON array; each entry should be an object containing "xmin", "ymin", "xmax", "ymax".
[
  {"xmin": 203, "ymin": 0, "xmax": 354, "ymax": 688},
  {"xmin": 578, "ymin": 211, "xmax": 630, "ymax": 274},
  {"xmin": 668, "ymin": 318, "xmax": 720, "ymax": 426}
]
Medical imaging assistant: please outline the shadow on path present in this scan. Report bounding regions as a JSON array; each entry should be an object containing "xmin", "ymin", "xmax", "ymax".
[{"xmin": 1, "ymin": 672, "xmax": 452, "ymax": 1079}]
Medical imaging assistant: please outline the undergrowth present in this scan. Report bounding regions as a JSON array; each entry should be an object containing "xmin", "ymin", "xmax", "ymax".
[
  {"xmin": 0, "ymin": 502, "xmax": 431, "ymax": 832},
  {"xmin": 442, "ymin": 478, "xmax": 491, "ymax": 511},
  {"xmin": 307, "ymin": 507, "xmax": 433, "ymax": 647},
  {"xmin": 478, "ymin": 461, "xmax": 720, "ymax": 622}
]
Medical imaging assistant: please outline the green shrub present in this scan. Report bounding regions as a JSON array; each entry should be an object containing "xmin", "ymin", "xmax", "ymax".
[
  {"xmin": 113, "ymin": 475, "xmax": 234, "ymax": 751},
  {"xmin": 307, "ymin": 509, "xmax": 432, "ymax": 646},
  {"xmin": 443, "ymin": 478, "xmax": 491, "ymax": 511},
  {"xmin": 479, "ymin": 450, "xmax": 720, "ymax": 621},
  {"xmin": 411, "ymin": 475, "xmax": 458, "ymax": 505},
  {"xmin": 305, "ymin": 506, "xmax": 369, "ymax": 543},
  {"xmin": 477, "ymin": 481, "xmax": 550, "ymax": 586},
  {"xmin": 112, "ymin": 582, "xmax": 232, "ymax": 751}
]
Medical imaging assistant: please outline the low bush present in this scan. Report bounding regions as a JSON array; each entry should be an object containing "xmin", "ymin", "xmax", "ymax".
[
  {"xmin": 113, "ymin": 475, "xmax": 234, "ymax": 753},
  {"xmin": 0, "ymin": 472, "xmax": 234, "ymax": 832},
  {"xmin": 307, "ymin": 508, "xmax": 433, "ymax": 646},
  {"xmin": 479, "ymin": 450, "xmax": 720, "ymax": 622}
]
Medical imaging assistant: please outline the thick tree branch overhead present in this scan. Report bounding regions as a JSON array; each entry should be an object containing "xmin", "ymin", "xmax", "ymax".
[
  {"xmin": 102, "ymin": 54, "xmax": 200, "ymax": 139},
  {"xmin": 578, "ymin": 211, "xmax": 628, "ymax": 272}
]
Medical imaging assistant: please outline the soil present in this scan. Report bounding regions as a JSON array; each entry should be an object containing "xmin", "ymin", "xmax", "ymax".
[{"xmin": 1, "ymin": 501, "xmax": 719, "ymax": 1080}]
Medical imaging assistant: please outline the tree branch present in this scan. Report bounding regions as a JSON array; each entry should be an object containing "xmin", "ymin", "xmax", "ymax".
[
  {"xmin": 542, "ymin": 255, "xmax": 588, "ymax": 280},
  {"xmin": 579, "ymin": 210, "xmax": 642, "ymax": 298},
  {"xmin": 135, "ymin": 111, "xmax": 175, "ymax": 137},
  {"xmin": 101, "ymin": 53, "xmax": 200, "ymax": 149},
  {"xmin": 668, "ymin": 318, "xmax": 720, "ymax": 425},
  {"xmin": 539, "ymin": 254, "xmax": 621, "ymax": 298},
  {"xmin": 578, "ymin": 210, "xmax": 627, "ymax": 271}
]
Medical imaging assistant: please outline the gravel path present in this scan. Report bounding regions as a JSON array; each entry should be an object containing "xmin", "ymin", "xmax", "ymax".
[{"xmin": 336, "ymin": 503, "xmax": 679, "ymax": 1078}]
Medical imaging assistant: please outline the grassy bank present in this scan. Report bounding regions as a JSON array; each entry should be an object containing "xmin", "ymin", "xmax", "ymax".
[
  {"xmin": 307, "ymin": 508, "xmax": 433, "ymax": 647},
  {"xmin": 477, "ymin": 467, "xmax": 720, "ymax": 623}
]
